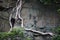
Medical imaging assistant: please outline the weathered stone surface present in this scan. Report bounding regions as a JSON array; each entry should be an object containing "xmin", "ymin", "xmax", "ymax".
[
  {"xmin": 0, "ymin": 0, "xmax": 59, "ymax": 32},
  {"xmin": 0, "ymin": 0, "xmax": 16, "ymax": 32},
  {"xmin": 21, "ymin": 2, "xmax": 59, "ymax": 32},
  {"xmin": 0, "ymin": 0, "xmax": 16, "ymax": 8},
  {"xmin": 0, "ymin": 0, "xmax": 59, "ymax": 40}
]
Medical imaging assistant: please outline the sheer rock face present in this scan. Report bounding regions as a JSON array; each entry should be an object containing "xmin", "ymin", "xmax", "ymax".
[
  {"xmin": 0, "ymin": 0, "xmax": 16, "ymax": 8},
  {"xmin": 0, "ymin": 0, "xmax": 16, "ymax": 32},
  {"xmin": 22, "ymin": 2, "xmax": 59, "ymax": 32},
  {"xmin": 0, "ymin": 0, "xmax": 59, "ymax": 40},
  {"xmin": 0, "ymin": 0, "xmax": 59, "ymax": 32}
]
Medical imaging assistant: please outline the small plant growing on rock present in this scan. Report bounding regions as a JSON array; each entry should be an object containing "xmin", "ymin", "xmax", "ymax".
[
  {"xmin": 52, "ymin": 26, "xmax": 60, "ymax": 40},
  {"xmin": 0, "ymin": 27, "xmax": 31, "ymax": 40}
]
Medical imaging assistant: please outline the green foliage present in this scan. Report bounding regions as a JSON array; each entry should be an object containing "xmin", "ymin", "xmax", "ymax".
[
  {"xmin": 40, "ymin": 0, "xmax": 59, "ymax": 5},
  {"xmin": 52, "ymin": 26, "xmax": 60, "ymax": 40},
  {"xmin": 26, "ymin": 37, "xmax": 32, "ymax": 40},
  {"xmin": 57, "ymin": 9, "xmax": 60, "ymax": 15},
  {"xmin": 52, "ymin": 35, "xmax": 60, "ymax": 40},
  {"xmin": 0, "ymin": 27, "xmax": 31, "ymax": 40},
  {"xmin": 40, "ymin": 0, "xmax": 52, "ymax": 5}
]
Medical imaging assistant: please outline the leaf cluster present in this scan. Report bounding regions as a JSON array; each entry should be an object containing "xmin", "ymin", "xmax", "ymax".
[{"xmin": 0, "ymin": 27, "xmax": 31, "ymax": 40}]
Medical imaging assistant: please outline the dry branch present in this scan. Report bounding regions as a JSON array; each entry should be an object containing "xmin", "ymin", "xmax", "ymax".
[{"xmin": 25, "ymin": 28, "xmax": 54, "ymax": 36}]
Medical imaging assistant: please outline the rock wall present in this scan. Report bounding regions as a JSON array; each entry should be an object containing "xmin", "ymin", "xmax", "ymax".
[
  {"xmin": 21, "ymin": 2, "xmax": 59, "ymax": 32},
  {"xmin": 0, "ymin": 0, "xmax": 59, "ymax": 40},
  {"xmin": 0, "ymin": 11, "xmax": 10, "ymax": 32},
  {"xmin": 0, "ymin": 0, "xmax": 16, "ymax": 32},
  {"xmin": 0, "ymin": 0, "xmax": 59, "ymax": 33}
]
